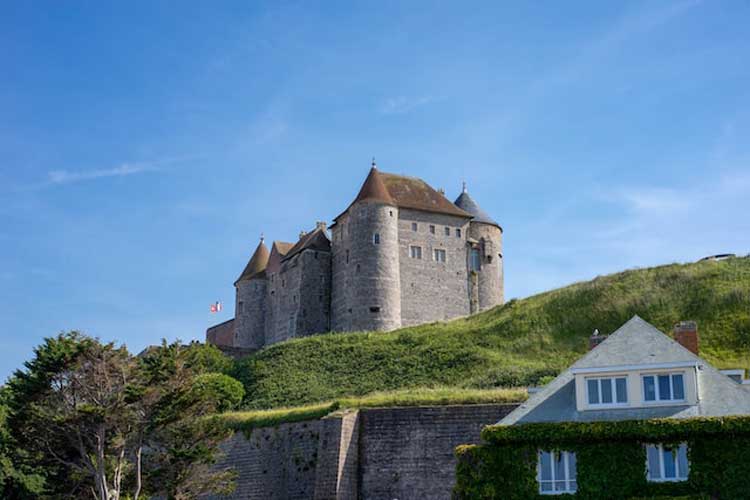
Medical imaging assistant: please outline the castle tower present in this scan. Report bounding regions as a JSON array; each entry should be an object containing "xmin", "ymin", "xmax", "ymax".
[
  {"xmin": 331, "ymin": 164, "xmax": 402, "ymax": 332},
  {"xmin": 454, "ymin": 184, "xmax": 504, "ymax": 312},
  {"xmin": 233, "ymin": 237, "xmax": 269, "ymax": 349}
]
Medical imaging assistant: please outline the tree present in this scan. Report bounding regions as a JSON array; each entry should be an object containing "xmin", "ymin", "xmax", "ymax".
[{"xmin": 5, "ymin": 333, "xmax": 243, "ymax": 500}]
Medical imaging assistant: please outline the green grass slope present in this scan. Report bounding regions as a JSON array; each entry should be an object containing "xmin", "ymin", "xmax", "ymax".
[{"xmin": 232, "ymin": 256, "xmax": 750, "ymax": 409}]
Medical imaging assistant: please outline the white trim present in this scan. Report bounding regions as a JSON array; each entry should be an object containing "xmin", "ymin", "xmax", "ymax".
[
  {"xmin": 642, "ymin": 372, "xmax": 686, "ymax": 404},
  {"xmin": 571, "ymin": 361, "xmax": 699, "ymax": 375},
  {"xmin": 645, "ymin": 443, "xmax": 689, "ymax": 482},
  {"xmin": 537, "ymin": 450, "xmax": 577, "ymax": 495}
]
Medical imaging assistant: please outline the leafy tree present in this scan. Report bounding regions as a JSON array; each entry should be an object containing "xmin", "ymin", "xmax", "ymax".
[{"xmin": 5, "ymin": 333, "xmax": 243, "ymax": 500}]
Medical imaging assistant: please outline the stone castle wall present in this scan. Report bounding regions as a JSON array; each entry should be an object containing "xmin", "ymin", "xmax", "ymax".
[
  {"xmin": 204, "ymin": 404, "xmax": 519, "ymax": 500},
  {"xmin": 298, "ymin": 249, "xmax": 332, "ymax": 338},
  {"xmin": 234, "ymin": 279, "xmax": 266, "ymax": 349},
  {"xmin": 397, "ymin": 209, "xmax": 472, "ymax": 327},
  {"xmin": 331, "ymin": 202, "xmax": 402, "ymax": 332},
  {"xmin": 468, "ymin": 223, "xmax": 504, "ymax": 311}
]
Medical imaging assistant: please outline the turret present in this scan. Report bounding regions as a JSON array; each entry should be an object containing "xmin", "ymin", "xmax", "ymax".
[
  {"xmin": 454, "ymin": 184, "xmax": 504, "ymax": 312},
  {"xmin": 233, "ymin": 237, "xmax": 269, "ymax": 349},
  {"xmin": 331, "ymin": 162, "xmax": 402, "ymax": 332}
]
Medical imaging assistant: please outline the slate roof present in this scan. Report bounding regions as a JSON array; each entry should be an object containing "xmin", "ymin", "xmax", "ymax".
[
  {"xmin": 282, "ymin": 226, "xmax": 331, "ymax": 262},
  {"xmin": 334, "ymin": 167, "xmax": 472, "ymax": 222},
  {"xmin": 266, "ymin": 241, "xmax": 295, "ymax": 274},
  {"xmin": 235, "ymin": 239, "xmax": 270, "ymax": 284},
  {"xmin": 500, "ymin": 316, "xmax": 750, "ymax": 425},
  {"xmin": 454, "ymin": 189, "xmax": 501, "ymax": 229}
]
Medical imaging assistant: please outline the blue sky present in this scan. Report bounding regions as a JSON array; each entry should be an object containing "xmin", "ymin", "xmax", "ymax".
[{"xmin": 2, "ymin": 1, "xmax": 749, "ymax": 382}]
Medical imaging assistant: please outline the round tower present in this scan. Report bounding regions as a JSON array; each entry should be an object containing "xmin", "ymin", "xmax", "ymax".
[
  {"xmin": 454, "ymin": 184, "xmax": 504, "ymax": 312},
  {"xmin": 234, "ymin": 237, "xmax": 269, "ymax": 349},
  {"xmin": 332, "ymin": 163, "xmax": 401, "ymax": 332}
]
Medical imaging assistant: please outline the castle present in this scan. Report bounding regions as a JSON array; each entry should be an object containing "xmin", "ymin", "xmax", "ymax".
[{"xmin": 206, "ymin": 163, "xmax": 504, "ymax": 350}]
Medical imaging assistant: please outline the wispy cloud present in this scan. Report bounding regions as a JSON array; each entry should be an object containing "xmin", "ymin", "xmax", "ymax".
[
  {"xmin": 17, "ymin": 156, "xmax": 196, "ymax": 191},
  {"xmin": 379, "ymin": 95, "xmax": 438, "ymax": 115},
  {"xmin": 47, "ymin": 162, "xmax": 156, "ymax": 185}
]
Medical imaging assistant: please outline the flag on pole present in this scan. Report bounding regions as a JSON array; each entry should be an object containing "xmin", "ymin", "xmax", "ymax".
[{"xmin": 210, "ymin": 301, "xmax": 223, "ymax": 313}]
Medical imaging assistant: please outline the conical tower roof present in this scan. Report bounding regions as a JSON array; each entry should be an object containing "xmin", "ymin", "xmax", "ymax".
[
  {"xmin": 352, "ymin": 166, "xmax": 394, "ymax": 205},
  {"xmin": 235, "ymin": 238, "xmax": 270, "ymax": 284},
  {"xmin": 454, "ymin": 185, "xmax": 501, "ymax": 229}
]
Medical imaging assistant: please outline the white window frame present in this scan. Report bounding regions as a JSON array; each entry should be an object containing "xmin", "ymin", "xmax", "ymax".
[
  {"xmin": 645, "ymin": 443, "xmax": 689, "ymax": 482},
  {"xmin": 537, "ymin": 450, "xmax": 577, "ymax": 495},
  {"xmin": 434, "ymin": 248, "xmax": 446, "ymax": 263},
  {"xmin": 586, "ymin": 376, "xmax": 628, "ymax": 407},
  {"xmin": 642, "ymin": 372, "xmax": 686, "ymax": 403},
  {"xmin": 409, "ymin": 245, "xmax": 422, "ymax": 259}
]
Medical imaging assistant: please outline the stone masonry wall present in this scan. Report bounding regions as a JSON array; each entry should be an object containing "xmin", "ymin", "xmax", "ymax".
[
  {"xmin": 234, "ymin": 279, "xmax": 267, "ymax": 349},
  {"xmin": 298, "ymin": 249, "xmax": 332, "ymax": 338},
  {"xmin": 468, "ymin": 222, "xmax": 504, "ymax": 311},
  {"xmin": 397, "ymin": 209, "xmax": 472, "ymax": 327},
  {"xmin": 205, "ymin": 419, "xmax": 322, "ymax": 500},
  {"xmin": 206, "ymin": 403, "xmax": 519, "ymax": 500}
]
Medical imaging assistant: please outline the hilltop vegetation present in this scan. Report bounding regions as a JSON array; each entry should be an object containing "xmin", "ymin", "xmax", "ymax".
[{"xmin": 231, "ymin": 256, "xmax": 750, "ymax": 410}]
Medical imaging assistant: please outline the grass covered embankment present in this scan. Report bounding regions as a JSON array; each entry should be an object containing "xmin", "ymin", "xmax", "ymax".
[{"xmin": 231, "ymin": 256, "xmax": 750, "ymax": 410}]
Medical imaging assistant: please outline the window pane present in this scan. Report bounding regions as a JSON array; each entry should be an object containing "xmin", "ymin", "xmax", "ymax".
[
  {"xmin": 677, "ymin": 444, "xmax": 689, "ymax": 479},
  {"xmin": 569, "ymin": 480, "xmax": 577, "ymax": 492},
  {"xmin": 663, "ymin": 447, "xmax": 677, "ymax": 478},
  {"xmin": 644, "ymin": 376, "xmax": 656, "ymax": 401},
  {"xmin": 588, "ymin": 379, "xmax": 600, "ymax": 404},
  {"xmin": 554, "ymin": 452, "xmax": 565, "ymax": 480},
  {"xmin": 658, "ymin": 375, "xmax": 672, "ymax": 400},
  {"xmin": 567, "ymin": 452, "xmax": 577, "ymax": 481},
  {"xmin": 554, "ymin": 480, "xmax": 566, "ymax": 491},
  {"xmin": 601, "ymin": 378, "xmax": 613, "ymax": 404},
  {"xmin": 540, "ymin": 451, "xmax": 552, "ymax": 481},
  {"xmin": 540, "ymin": 482, "xmax": 553, "ymax": 492},
  {"xmin": 647, "ymin": 445, "xmax": 660, "ymax": 480},
  {"xmin": 672, "ymin": 374, "xmax": 685, "ymax": 400},
  {"xmin": 616, "ymin": 378, "xmax": 628, "ymax": 403}
]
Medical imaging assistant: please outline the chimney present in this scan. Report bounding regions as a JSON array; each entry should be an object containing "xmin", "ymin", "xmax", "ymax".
[
  {"xmin": 674, "ymin": 321, "xmax": 699, "ymax": 355},
  {"xmin": 589, "ymin": 328, "xmax": 607, "ymax": 350},
  {"xmin": 316, "ymin": 221, "xmax": 327, "ymax": 231}
]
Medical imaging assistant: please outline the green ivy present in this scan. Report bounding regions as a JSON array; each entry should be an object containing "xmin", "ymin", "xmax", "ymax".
[{"xmin": 455, "ymin": 416, "xmax": 750, "ymax": 499}]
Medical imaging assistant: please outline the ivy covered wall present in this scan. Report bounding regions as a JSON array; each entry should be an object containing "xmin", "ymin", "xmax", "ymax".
[{"xmin": 454, "ymin": 416, "xmax": 750, "ymax": 500}]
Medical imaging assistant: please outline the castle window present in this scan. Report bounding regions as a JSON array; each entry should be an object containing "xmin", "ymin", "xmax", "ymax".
[
  {"xmin": 314, "ymin": 251, "xmax": 318, "ymax": 259},
  {"xmin": 410, "ymin": 245, "xmax": 422, "ymax": 259},
  {"xmin": 389, "ymin": 210, "xmax": 393, "ymax": 217},
  {"xmin": 282, "ymin": 279, "xmax": 286, "ymax": 287},
  {"xmin": 444, "ymin": 227, "xmax": 450, "ymax": 236},
  {"xmin": 434, "ymin": 249, "xmax": 446, "ymax": 263},
  {"xmin": 456, "ymin": 228, "xmax": 462, "ymax": 238},
  {"xmin": 470, "ymin": 248, "xmax": 481, "ymax": 271},
  {"xmin": 411, "ymin": 222, "xmax": 418, "ymax": 232},
  {"xmin": 373, "ymin": 233, "xmax": 380, "ymax": 245},
  {"xmin": 370, "ymin": 306, "xmax": 381, "ymax": 313},
  {"xmin": 356, "ymin": 264, "xmax": 361, "ymax": 273},
  {"xmin": 346, "ymin": 250, "xmax": 350, "ymax": 263},
  {"xmin": 429, "ymin": 225, "xmax": 435, "ymax": 234},
  {"xmin": 238, "ymin": 301, "xmax": 244, "ymax": 314}
]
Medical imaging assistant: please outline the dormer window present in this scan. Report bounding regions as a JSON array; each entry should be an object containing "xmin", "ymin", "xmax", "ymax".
[
  {"xmin": 586, "ymin": 376, "xmax": 628, "ymax": 406},
  {"xmin": 643, "ymin": 373, "xmax": 685, "ymax": 402}
]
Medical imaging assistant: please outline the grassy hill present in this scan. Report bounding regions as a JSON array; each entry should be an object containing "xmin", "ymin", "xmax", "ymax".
[{"xmin": 232, "ymin": 256, "xmax": 750, "ymax": 410}]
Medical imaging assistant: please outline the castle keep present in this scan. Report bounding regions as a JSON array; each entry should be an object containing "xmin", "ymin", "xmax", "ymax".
[{"xmin": 207, "ymin": 165, "xmax": 504, "ymax": 350}]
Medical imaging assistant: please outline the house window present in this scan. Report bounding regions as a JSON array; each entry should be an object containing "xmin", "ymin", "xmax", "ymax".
[
  {"xmin": 373, "ymin": 233, "xmax": 380, "ymax": 245},
  {"xmin": 444, "ymin": 227, "xmax": 450, "ymax": 236},
  {"xmin": 429, "ymin": 225, "xmax": 435, "ymax": 234},
  {"xmin": 410, "ymin": 246, "xmax": 422, "ymax": 259},
  {"xmin": 643, "ymin": 373, "xmax": 685, "ymax": 402},
  {"xmin": 586, "ymin": 377, "xmax": 628, "ymax": 406},
  {"xmin": 646, "ymin": 443, "xmax": 689, "ymax": 482},
  {"xmin": 411, "ymin": 222, "xmax": 418, "ymax": 232},
  {"xmin": 538, "ymin": 450, "xmax": 577, "ymax": 494},
  {"xmin": 434, "ymin": 248, "xmax": 446, "ymax": 263},
  {"xmin": 470, "ymin": 248, "xmax": 481, "ymax": 271},
  {"xmin": 456, "ymin": 228, "xmax": 462, "ymax": 238}
]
